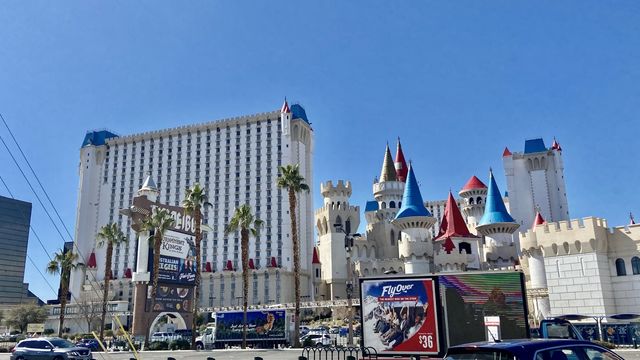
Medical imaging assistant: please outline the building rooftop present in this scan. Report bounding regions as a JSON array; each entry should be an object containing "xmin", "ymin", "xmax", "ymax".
[
  {"xmin": 524, "ymin": 138, "xmax": 547, "ymax": 154},
  {"xmin": 395, "ymin": 165, "xmax": 431, "ymax": 219}
]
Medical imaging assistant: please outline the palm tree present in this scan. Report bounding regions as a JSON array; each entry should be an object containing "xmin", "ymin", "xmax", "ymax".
[
  {"xmin": 225, "ymin": 204, "xmax": 263, "ymax": 349},
  {"xmin": 46, "ymin": 249, "xmax": 79, "ymax": 337},
  {"xmin": 96, "ymin": 223, "xmax": 126, "ymax": 342},
  {"xmin": 276, "ymin": 164, "xmax": 309, "ymax": 348},
  {"xmin": 140, "ymin": 208, "xmax": 175, "ymax": 309},
  {"xmin": 183, "ymin": 183, "xmax": 211, "ymax": 349}
]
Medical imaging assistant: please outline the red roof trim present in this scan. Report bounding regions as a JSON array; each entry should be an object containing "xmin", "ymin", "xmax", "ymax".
[{"xmin": 312, "ymin": 247, "xmax": 320, "ymax": 264}]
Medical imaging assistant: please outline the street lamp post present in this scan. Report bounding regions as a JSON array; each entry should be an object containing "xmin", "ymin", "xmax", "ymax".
[{"xmin": 334, "ymin": 223, "xmax": 360, "ymax": 347}]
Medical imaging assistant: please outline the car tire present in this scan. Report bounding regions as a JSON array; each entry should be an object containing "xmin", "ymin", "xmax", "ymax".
[
  {"xmin": 53, "ymin": 356, "xmax": 63, "ymax": 360},
  {"xmin": 15, "ymin": 356, "xmax": 24, "ymax": 360},
  {"xmin": 196, "ymin": 342, "xmax": 204, "ymax": 350}
]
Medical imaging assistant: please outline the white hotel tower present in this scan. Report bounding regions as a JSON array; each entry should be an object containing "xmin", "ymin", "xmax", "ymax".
[{"xmin": 71, "ymin": 100, "xmax": 314, "ymax": 309}]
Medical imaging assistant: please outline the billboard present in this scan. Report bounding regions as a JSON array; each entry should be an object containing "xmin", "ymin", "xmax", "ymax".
[
  {"xmin": 215, "ymin": 310, "xmax": 287, "ymax": 341},
  {"xmin": 439, "ymin": 272, "xmax": 528, "ymax": 346},
  {"xmin": 149, "ymin": 229, "xmax": 196, "ymax": 285},
  {"xmin": 360, "ymin": 278, "xmax": 441, "ymax": 357},
  {"xmin": 150, "ymin": 285, "xmax": 193, "ymax": 313}
]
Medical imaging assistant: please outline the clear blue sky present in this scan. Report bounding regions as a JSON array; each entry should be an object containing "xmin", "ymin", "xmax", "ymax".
[{"xmin": 1, "ymin": 1, "xmax": 639, "ymax": 301}]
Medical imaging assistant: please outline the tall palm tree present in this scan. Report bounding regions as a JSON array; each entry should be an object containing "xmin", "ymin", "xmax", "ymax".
[
  {"xmin": 276, "ymin": 164, "xmax": 309, "ymax": 348},
  {"xmin": 46, "ymin": 249, "xmax": 79, "ymax": 337},
  {"xmin": 183, "ymin": 183, "xmax": 211, "ymax": 349},
  {"xmin": 141, "ymin": 208, "xmax": 175, "ymax": 309},
  {"xmin": 225, "ymin": 204, "xmax": 263, "ymax": 349},
  {"xmin": 96, "ymin": 223, "xmax": 126, "ymax": 342}
]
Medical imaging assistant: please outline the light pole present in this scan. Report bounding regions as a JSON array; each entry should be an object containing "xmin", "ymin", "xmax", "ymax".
[{"xmin": 334, "ymin": 223, "xmax": 360, "ymax": 347}]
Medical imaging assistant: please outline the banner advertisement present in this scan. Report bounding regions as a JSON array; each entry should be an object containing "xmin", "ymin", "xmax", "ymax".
[
  {"xmin": 215, "ymin": 310, "xmax": 287, "ymax": 341},
  {"xmin": 361, "ymin": 278, "xmax": 440, "ymax": 356},
  {"xmin": 149, "ymin": 229, "xmax": 196, "ymax": 285},
  {"xmin": 149, "ymin": 285, "xmax": 193, "ymax": 313}
]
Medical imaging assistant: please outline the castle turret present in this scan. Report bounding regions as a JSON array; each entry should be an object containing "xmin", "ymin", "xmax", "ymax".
[
  {"xmin": 394, "ymin": 139, "xmax": 408, "ymax": 182},
  {"xmin": 434, "ymin": 191, "xmax": 481, "ymax": 271},
  {"xmin": 311, "ymin": 247, "xmax": 323, "ymax": 300},
  {"xmin": 315, "ymin": 180, "xmax": 360, "ymax": 299},
  {"xmin": 132, "ymin": 175, "xmax": 159, "ymax": 283},
  {"xmin": 476, "ymin": 170, "xmax": 519, "ymax": 268},
  {"xmin": 369, "ymin": 144, "xmax": 405, "ymax": 259},
  {"xmin": 458, "ymin": 175, "xmax": 488, "ymax": 233},
  {"xmin": 391, "ymin": 165, "xmax": 436, "ymax": 274},
  {"xmin": 521, "ymin": 211, "xmax": 551, "ymax": 322},
  {"xmin": 281, "ymin": 98, "xmax": 291, "ymax": 136}
]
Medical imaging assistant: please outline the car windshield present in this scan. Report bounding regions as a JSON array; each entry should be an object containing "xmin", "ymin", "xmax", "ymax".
[
  {"xmin": 446, "ymin": 350, "xmax": 516, "ymax": 360},
  {"xmin": 49, "ymin": 339, "xmax": 75, "ymax": 348}
]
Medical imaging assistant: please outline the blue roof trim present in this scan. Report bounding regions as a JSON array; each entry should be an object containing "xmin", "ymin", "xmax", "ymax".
[
  {"xmin": 395, "ymin": 165, "xmax": 432, "ymax": 219},
  {"xmin": 524, "ymin": 138, "xmax": 547, "ymax": 154},
  {"xmin": 365, "ymin": 201, "xmax": 379, "ymax": 212},
  {"xmin": 82, "ymin": 130, "xmax": 118, "ymax": 147},
  {"xmin": 479, "ymin": 172, "xmax": 515, "ymax": 225},
  {"xmin": 291, "ymin": 104, "xmax": 309, "ymax": 123}
]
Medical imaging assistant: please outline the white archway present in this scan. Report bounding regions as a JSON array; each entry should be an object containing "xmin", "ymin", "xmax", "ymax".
[{"xmin": 148, "ymin": 312, "xmax": 188, "ymax": 336}]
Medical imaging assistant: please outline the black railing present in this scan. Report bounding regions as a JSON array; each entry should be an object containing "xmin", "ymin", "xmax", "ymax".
[{"xmin": 301, "ymin": 346, "xmax": 377, "ymax": 360}]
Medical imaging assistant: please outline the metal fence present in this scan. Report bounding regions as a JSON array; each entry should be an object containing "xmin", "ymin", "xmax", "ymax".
[{"xmin": 301, "ymin": 346, "xmax": 377, "ymax": 360}]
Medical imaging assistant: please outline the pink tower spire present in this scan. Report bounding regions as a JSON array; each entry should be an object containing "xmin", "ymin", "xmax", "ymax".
[
  {"xmin": 281, "ymin": 98, "xmax": 290, "ymax": 113},
  {"xmin": 394, "ymin": 138, "xmax": 408, "ymax": 182}
]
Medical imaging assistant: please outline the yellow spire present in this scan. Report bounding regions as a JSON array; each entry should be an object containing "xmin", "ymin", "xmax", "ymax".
[{"xmin": 379, "ymin": 144, "xmax": 397, "ymax": 182}]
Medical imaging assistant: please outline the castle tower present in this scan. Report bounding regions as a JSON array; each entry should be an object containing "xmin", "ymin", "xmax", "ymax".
[
  {"xmin": 315, "ymin": 180, "xmax": 360, "ymax": 299},
  {"xmin": 434, "ymin": 191, "xmax": 481, "ymax": 271},
  {"xmin": 311, "ymin": 247, "xmax": 323, "ymax": 300},
  {"xmin": 520, "ymin": 211, "xmax": 551, "ymax": 322},
  {"xmin": 132, "ymin": 176, "xmax": 159, "ymax": 283},
  {"xmin": 458, "ymin": 175, "xmax": 488, "ymax": 234},
  {"xmin": 503, "ymin": 138, "xmax": 569, "ymax": 234},
  {"xmin": 391, "ymin": 165, "xmax": 436, "ymax": 274},
  {"xmin": 476, "ymin": 170, "xmax": 519, "ymax": 268},
  {"xmin": 369, "ymin": 144, "xmax": 406, "ymax": 259},
  {"xmin": 281, "ymin": 98, "xmax": 291, "ymax": 136},
  {"xmin": 394, "ymin": 139, "xmax": 408, "ymax": 182}
]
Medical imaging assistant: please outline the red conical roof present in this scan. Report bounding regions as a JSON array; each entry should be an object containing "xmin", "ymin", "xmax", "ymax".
[
  {"xmin": 248, "ymin": 258, "xmax": 256, "ymax": 270},
  {"xmin": 281, "ymin": 99, "xmax": 290, "ymax": 114},
  {"xmin": 551, "ymin": 138, "xmax": 562, "ymax": 152},
  {"xmin": 270, "ymin": 257, "xmax": 278, "ymax": 268},
  {"xmin": 205, "ymin": 262, "xmax": 212, "ymax": 272},
  {"xmin": 312, "ymin": 247, "xmax": 320, "ymax": 264},
  {"xmin": 394, "ymin": 139, "xmax": 408, "ymax": 182},
  {"xmin": 461, "ymin": 176, "xmax": 487, "ymax": 191},
  {"xmin": 532, "ymin": 212, "xmax": 546, "ymax": 230},
  {"xmin": 87, "ymin": 252, "xmax": 97, "ymax": 268},
  {"xmin": 124, "ymin": 268, "xmax": 132, "ymax": 278},
  {"xmin": 502, "ymin": 147, "xmax": 512, "ymax": 157},
  {"xmin": 434, "ymin": 192, "xmax": 477, "ymax": 254}
]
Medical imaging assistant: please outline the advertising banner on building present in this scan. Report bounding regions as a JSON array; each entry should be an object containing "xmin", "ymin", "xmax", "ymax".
[
  {"xmin": 150, "ymin": 285, "xmax": 193, "ymax": 313},
  {"xmin": 215, "ymin": 310, "xmax": 287, "ymax": 341},
  {"xmin": 148, "ymin": 229, "xmax": 196, "ymax": 285},
  {"xmin": 360, "ymin": 277, "xmax": 441, "ymax": 357}
]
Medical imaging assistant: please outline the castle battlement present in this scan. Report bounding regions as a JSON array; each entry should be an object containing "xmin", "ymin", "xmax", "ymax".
[
  {"xmin": 373, "ymin": 181, "xmax": 404, "ymax": 196},
  {"xmin": 521, "ymin": 216, "xmax": 612, "ymax": 255},
  {"xmin": 320, "ymin": 180, "xmax": 352, "ymax": 196},
  {"xmin": 314, "ymin": 203, "xmax": 360, "ymax": 215}
]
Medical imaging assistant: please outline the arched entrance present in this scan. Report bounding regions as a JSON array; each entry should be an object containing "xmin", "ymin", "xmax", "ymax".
[{"xmin": 148, "ymin": 312, "xmax": 188, "ymax": 336}]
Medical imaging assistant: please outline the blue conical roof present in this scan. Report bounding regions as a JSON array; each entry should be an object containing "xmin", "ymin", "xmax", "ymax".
[
  {"xmin": 394, "ymin": 165, "xmax": 432, "ymax": 219},
  {"xmin": 478, "ymin": 170, "xmax": 515, "ymax": 225}
]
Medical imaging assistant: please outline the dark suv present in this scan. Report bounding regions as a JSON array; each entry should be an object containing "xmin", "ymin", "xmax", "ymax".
[{"xmin": 11, "ymin": 337, "xmax": 92, "ymax": 360}]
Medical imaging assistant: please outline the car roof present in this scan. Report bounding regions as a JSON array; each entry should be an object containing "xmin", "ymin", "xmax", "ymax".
[{"xmin": 448, "ymin": 339, "xmax": 599, "ymax": 355}]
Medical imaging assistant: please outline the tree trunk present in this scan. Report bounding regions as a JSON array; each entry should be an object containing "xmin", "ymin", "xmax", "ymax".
[
  {"xmin": 191, "ymin": 208, "xmax": 201, "ymax": 350},
  {"xmin": 151, "ymin": 233, "xmax": 162, "ymax": 310},
  {"xmin": 289, "ymin": 188, "xmax": 301, "ymax": 348},
  {"xmin": 100, "ymin": 242, "xmax": 113, "ymax": 342},
  {"xmin": 59, "ymin": 285, "xmax": 68, "ymax": 337},
  {"xmin": 241, "ymin": 228, "xmax": 249, "ymax": 349}
]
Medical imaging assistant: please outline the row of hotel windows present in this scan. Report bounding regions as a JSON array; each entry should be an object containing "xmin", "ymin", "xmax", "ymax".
[{"xmin": 615, "ymin": 257, "xmax": 640, "ymax": 276}]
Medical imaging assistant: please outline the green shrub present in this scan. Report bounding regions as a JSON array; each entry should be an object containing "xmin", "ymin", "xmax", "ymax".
[
  {"xmin": 104, "ymin": 330, "xmax": 114, "ymax": 337},
  {"xmin": 302, "ymin": 337, "xmax": 315, "ymax": 348},
  {"xmin": 43, "ymin": 329, "xmax": 55, "ymax": 335},
  {"xmin": 148, "ymin": 341, "xmax": 169, "ymax": 350},
  {"xmin": 169, "ymin": 339, "xmax": 191, "ymax": 350},
  {"xmin": 15, "ymin": 335, "xmax": 26, "ymax": 342}
]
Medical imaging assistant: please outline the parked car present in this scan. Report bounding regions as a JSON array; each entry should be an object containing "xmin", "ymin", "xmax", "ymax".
[
  {"xmin": 301, "ymin": 333, "xmax": 332, "ymax": 347},
  {"xmin": 11, "ymin": 337, "xmax": 91, "ymax": 360},
  {"xmin": 299, "ymin": 326, "xmax": 310, "ymax": 336},
  {"xmin": 75, "ymin": 339, "xmax": 101, "ymax": 351},
  {"xmin": 445, "ymin": 339, "xmax": 623, "ymax": 360},
  {"xmin": 174, "ymin": 329, "xmax": 198, "ymax": 340},
  {"xmin": 329, "ymin": 327, "xmax": 340, "ymax": 334}
]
